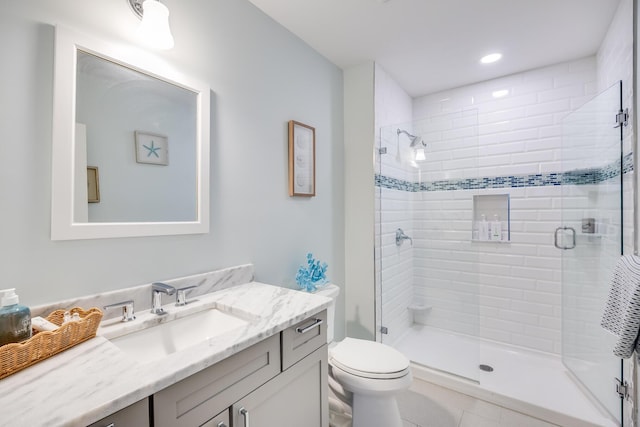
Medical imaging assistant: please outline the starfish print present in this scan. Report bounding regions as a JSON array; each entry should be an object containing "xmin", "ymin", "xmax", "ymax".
[{"xmin": 143, "ymin": 140, "xmax": 162, "ymax": 158}]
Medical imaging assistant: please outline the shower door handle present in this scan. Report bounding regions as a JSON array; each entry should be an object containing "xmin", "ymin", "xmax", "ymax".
[{"xmin": 554, "ymin": 227, "xmax": 576, "ymax": 250}]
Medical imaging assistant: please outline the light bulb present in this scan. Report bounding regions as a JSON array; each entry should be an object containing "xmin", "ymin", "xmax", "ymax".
[
  {"xmin": 492, "ymin": 89, "xmax": 509, "ymax": 98},
  {"xmin": 480, "ymin": 53, "xmax": 502, "ymax": 64},
  {"xmin": 136, "ymin": 0, "xmax": 174, "ymax": 50}
]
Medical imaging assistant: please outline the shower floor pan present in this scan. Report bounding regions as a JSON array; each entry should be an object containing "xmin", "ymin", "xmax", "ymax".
[{"xmin": 393, "ymin": 325, "xmax": 617, "ymax": 427}]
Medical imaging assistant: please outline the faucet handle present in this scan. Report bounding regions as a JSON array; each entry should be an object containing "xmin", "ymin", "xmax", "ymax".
[
  {"xmin": 103, "ymin": 300, "xmax": 135, "ymax": 322},
  {"xmin": 176, "ymin": 285, "xmax": 197, "ymax": 306},
  {"xmin": 152, "ymin": 282, "xmax": 176, "ymax": 295},
  {"xmin": 395, "ymin": 228, "xmax": 413, "ymax": 246}
]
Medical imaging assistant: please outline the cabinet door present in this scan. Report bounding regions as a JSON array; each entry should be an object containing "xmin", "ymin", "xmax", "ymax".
[
  {"xmin": 233, "ymin": 345, "xmax": 328, "ymax": 427},
  {"xmin": 87, "ymin": 398, "xmax": 149, "ymax": 427}
]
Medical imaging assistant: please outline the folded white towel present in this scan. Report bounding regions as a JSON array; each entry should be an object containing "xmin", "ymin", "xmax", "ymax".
[{"xmin": 601, "ymin": 255, "xmax": 640, "ymax": 358}]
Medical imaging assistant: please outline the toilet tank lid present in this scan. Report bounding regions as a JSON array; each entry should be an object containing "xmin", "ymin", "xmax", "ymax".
[{"xmin": 330, "ymin": 337, "xmax": 409, "ymax": 375}]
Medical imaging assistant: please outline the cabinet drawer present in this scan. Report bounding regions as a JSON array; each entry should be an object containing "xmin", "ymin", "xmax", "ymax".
[
  {"xmin": 87, "ymin": 398, "xmax": 149, "ymax": 427},
  {"xmin": 282, "ymin": 310, "xmax": 327, "ymax": 370},
  {"xmin": 154, "ymin": 334, "xmax": 280, "ymax": 427},
  {"xmin": 200, "ymin": 408, "xmax": 230, "ymax": 427}
]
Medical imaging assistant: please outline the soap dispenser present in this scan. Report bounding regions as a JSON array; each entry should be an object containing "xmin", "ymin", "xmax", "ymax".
[{"xmin": 0, "ymin": 289, "xmax": 32, "ymax": 346}]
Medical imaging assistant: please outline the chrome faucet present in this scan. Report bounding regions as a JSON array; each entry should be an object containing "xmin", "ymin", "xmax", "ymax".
[
  {"xmin": 175, "ymin": 285, "xmax": 197, "ymax": 306},
  {"xmin": 104, "ymin": 300, "xmax": 136, "ymax": 322},
  {"xmin": 395, "ymin": 228, "xmax": 413, "ymax": 246},
  {"xmin": 151, "ymin": 282, "xmax": 176, "ymax": 315}
]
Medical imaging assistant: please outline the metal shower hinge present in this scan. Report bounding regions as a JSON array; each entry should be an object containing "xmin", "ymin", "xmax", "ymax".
[
  {"xmin": 616, "ymin": 378, "xmax": 630, "ymax": 400},
  {"xmin": 380, "ymin": 326, "xmax": 388, "ymax": 334},
  {"xmin": 614, "ymin": 108, "xmax": 629, "ymax": 128},
  {"xmin": 379, "ymin": 147, "xmax": 388, "ymax": 154}
]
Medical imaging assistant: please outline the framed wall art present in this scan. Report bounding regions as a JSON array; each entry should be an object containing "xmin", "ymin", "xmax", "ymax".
[
  {"xmin": 288, "ymin": 120, "xmax": 315, "ymax": 197},
  {"xmin": 135, "ymin": 131, "xmax": 169, "ymax": 165}
]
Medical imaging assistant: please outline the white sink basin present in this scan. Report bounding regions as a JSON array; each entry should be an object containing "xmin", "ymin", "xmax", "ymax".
[{"xmin": 110, "ymin": 308, "xmax": 249, "ymax": 363}]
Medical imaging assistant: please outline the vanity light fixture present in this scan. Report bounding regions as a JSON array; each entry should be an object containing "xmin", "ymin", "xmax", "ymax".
[
  {"xmin": 128, "ymin": 0, "xmax": 174, "ymax": 50},
  {"xmin": 480, "ymin": 53, "xmax": 502, "ymax": 64}
]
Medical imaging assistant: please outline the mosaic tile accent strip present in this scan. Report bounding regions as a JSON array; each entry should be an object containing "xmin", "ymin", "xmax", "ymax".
[
  {"xmin": 375, "ymin": 174, "xmax": 419, "ymax": 192},
  {"xmin": 623, "ymin": 151, "xmax": 634, "ymax": 174},
  {"xmin": 376, "ymin": 152, "xmax": 634, "ymax": 192}
]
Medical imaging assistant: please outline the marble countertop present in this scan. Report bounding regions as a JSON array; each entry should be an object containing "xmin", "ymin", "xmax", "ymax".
[{"xmin": 0, "ymin": 282, "xmax": 330, "ymax": 427}]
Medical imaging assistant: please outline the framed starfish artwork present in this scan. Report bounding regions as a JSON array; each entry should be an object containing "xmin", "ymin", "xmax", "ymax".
[{"xmin": 135, "ymin": 131, "xmax": 169, "ymax": 165}]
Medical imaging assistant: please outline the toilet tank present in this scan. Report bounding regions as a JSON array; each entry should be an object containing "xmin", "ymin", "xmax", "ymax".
[{"xmin": 314, "ymin": 283, "xmax": 340, "ymax": 343}]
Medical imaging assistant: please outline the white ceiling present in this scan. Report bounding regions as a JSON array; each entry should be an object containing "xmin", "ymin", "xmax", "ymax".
[{"xmin": 248, "ymin": 0, "xmax": 621, "ymax": 97}]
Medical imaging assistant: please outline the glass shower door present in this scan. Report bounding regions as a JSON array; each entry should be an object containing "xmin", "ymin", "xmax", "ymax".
[
  {"xmin": 376, "ymin": 111, "xmax": 480, "ymax": 383},
  {"xmin": 560, "ymin": 81, "xmax": 623, "ymax": 424}
]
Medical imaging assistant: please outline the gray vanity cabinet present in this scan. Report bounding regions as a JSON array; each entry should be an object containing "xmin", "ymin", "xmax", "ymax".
[
  {"xmin": 153, "ymin": 310, "xmax": 328, "ymax": 427},
  {"xmin": 87, "ymin": 398, "xmax": 149, "ymax": 427}
]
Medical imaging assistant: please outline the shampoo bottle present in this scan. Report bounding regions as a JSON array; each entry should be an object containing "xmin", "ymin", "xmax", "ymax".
[
  {"xmin": 492, "ymin": 215, "xmax": 503, "ymax": 241},
  {"xmin": 0, "ymin": 289, "xmax": 32, "ymax": 346},
  {"xmin": 479, "ymin": 215, "xmax": 489, "ymax": 241}
]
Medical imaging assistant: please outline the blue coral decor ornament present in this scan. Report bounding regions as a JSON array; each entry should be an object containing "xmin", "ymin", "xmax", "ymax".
[{"xmin": 296, "ymin": 253, "xmax": 328, "ymax": 292}]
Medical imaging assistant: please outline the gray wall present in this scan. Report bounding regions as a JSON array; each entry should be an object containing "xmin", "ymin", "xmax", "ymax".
[{"xmin": 0, "ymin": 0, "xmax": 345, "ymax": 337}]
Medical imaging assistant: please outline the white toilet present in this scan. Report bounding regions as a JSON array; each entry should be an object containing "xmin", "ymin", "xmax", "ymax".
[{"xmin": 315, "ymin": 284, "xmax": 412, "ymax": 427}]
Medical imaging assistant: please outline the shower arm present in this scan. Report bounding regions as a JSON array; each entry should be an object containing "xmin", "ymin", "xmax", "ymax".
[{"xmin": 397, "ymin": 129, "xmax": 416, "ymax": 139}]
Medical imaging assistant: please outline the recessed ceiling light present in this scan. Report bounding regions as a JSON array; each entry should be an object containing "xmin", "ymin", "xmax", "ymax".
[
  {"xmin": 481, "ymin": 53, "xmax": 502, "ymax": 64},
  {"xmin": 492, "ymin": 89, "xmax": 509, "ymax": 98}
]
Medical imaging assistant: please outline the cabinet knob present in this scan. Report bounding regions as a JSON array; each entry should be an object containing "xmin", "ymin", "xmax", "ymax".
[
  {"xmin": 216, "ymin": 423, "xmax": 227, "ymax": 427},
  {"xmin": 239, "ymin": 407, "xmax": 250, "ymax": 427}
]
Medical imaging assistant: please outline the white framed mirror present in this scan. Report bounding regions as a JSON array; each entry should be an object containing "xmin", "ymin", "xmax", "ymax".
[{"xmin": 51, "ymin": 26, "xmax": 210, "ymax": 240}]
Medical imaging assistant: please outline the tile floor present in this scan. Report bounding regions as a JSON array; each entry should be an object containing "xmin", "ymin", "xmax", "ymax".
[{"xmin": 398, "ymin": 378, "xmax": 562, "ymax": 427}]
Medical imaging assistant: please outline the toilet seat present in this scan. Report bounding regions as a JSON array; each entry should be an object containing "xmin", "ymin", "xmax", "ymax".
[{"xmin": 329, "ymin": 337, "xmax": 410, "ymax": 379}]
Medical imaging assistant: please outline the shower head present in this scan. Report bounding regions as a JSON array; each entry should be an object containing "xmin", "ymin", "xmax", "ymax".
[
  {"xmin": 397, "ymin": 128, "xmax": 426, "ymax": 148},
  {"xmin": 397, "ymin": 128, "xmax": 426, "ymax": 162}
]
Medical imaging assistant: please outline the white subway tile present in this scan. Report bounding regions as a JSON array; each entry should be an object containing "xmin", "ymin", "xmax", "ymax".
[
  {"xmin": 499, "ymin": 309, "xmax": 539, "ymax": 326},
  {"xmin": 482, "ymin": 316, "xmax": 524, "ymax": 334},
  {"xmin": 526, "ymin": 99, "xmax": 571, "ymax": 117},
  {"xmin": 511, "ymin": 150, "xmax": 556, "ymax": 165},
  {"xmin": 511, "ymin": 299, "xmax": 554, "ymax": 316},
  {"xmin": 510, "ymin": 334, "xmax": 554, "ymax": 353},
  {"xmin": 539, "ymin": 316, "xmax": 561, "ymax": 330},
  {"xmin": 378, "ymin": 56, "xmax": 608, "ymax": 355},
  {"xmin": 538, "ymin": 84, "xmax": 585, "ymax": 103}
]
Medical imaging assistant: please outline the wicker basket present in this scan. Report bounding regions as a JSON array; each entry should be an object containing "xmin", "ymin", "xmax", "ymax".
[{"xmin": 0, "ymin": 307, "xmax": 103, "ymax": 380}]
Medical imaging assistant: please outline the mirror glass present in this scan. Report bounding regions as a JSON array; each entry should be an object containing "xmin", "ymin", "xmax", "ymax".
[
  {"xmin": 52, "ymin": 26, "xmax": 210, "ymax": 240},
  {"xmin": 76, "ymin": 51, "xmax": 197, "ymax": 223}
]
